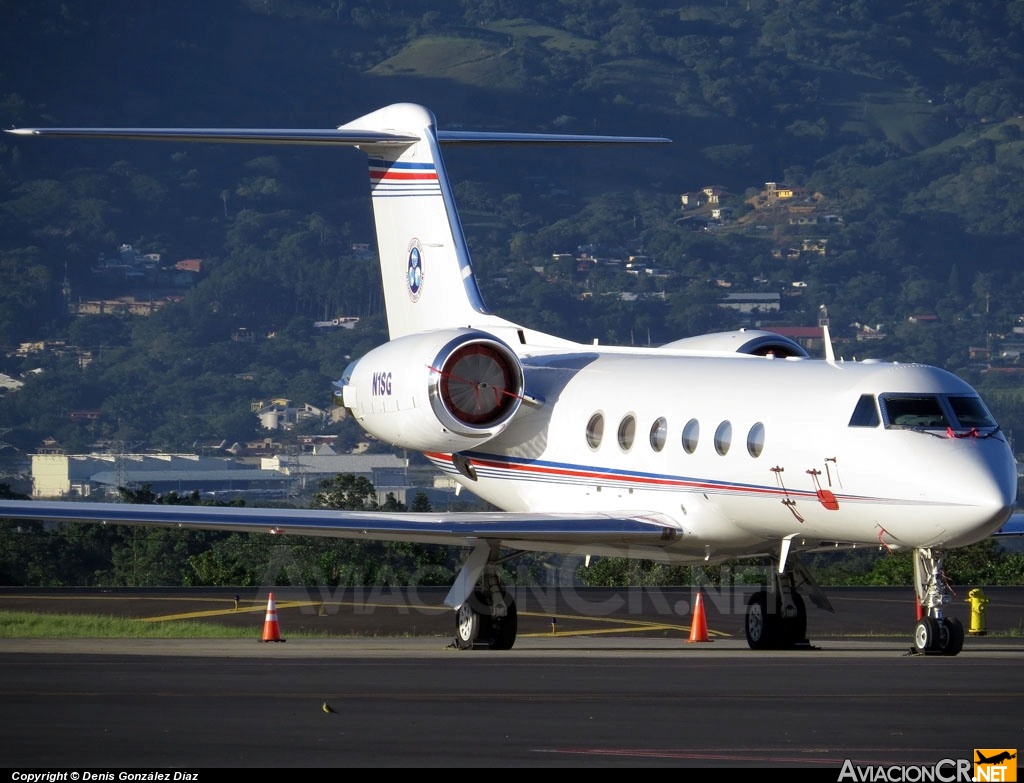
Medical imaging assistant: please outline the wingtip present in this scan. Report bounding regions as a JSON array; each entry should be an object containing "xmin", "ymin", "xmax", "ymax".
[{"xmin": 5, "ymin": 128, "xmax": 37, "ymax": 136}]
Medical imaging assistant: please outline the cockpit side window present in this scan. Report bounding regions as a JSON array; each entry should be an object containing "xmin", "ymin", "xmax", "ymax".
[
  {"xmin": 881, "ymin": 395, "xmax": 950, "ymax": 428},
  {"xmin": 848, "ymin": 394, "xmax": 880, "ymax": 427},
  {"xmin": 947, "ymin": 395, "xmax": 998, "ymax": 429}
]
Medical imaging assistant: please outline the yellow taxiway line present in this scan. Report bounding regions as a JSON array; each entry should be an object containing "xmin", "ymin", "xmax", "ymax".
[{"xmin": 4, "ymin": 594, "xmax": 733, "ymax": 639}]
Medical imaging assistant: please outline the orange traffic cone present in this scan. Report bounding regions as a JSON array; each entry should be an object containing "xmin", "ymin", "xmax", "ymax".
[
  {"xmin": 259, "ymin": 592, "xmax": 286, "ymax": 642},
  {"xmin": 688, "ymin": 590, "xmax": 711, "ymax": 643}
]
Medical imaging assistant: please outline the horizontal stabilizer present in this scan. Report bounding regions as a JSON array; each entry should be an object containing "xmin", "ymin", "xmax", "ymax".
[
  {"xmin": 4, "ymin": 127, "xmax": 419, "ymax": 146},
  {"xmin": 6, "ymin": 128, "xmax": 669, "ymax": 148},
  {"xmin": 435, "ymin": 130, "xmax": 670, "ymax": 145}
]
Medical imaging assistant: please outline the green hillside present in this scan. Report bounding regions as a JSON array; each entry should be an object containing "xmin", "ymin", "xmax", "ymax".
[{"xmin": 0, "ymin": 0, "xmax": 1023, "ymax": 457}]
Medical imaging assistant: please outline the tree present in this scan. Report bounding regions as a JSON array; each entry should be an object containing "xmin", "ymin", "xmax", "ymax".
[
  {"xmin": 410, "ymin": 491, "xmax": 433, "ymax": 512},
  {"xmin": 187, "ymin": 533, "xmax": 282, "ymax": 587},
  {"xmin": 68, "ymin": 314, "xmax": 131, "ymax": 349},
  {"xmin": 380, "ymin": 492, "xmax": 404, "ymax": 511},
  {"xmin": 311, "ymin": 473, "xmax": 379, "ymax": 510}
]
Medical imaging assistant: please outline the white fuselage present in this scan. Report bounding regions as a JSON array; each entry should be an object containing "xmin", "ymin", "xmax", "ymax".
[{"xmin": 420, "ymin": 349, "xmax": 1017, "ymax": 563}]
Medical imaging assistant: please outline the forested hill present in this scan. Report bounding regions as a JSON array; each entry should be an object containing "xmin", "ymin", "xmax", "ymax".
[{"xmin": 1, "ymin": 1, "xmax": 1023, "ymax": 456}]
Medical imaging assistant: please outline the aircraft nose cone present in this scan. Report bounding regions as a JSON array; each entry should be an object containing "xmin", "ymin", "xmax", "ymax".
[
  {"xmin": 985, "ymin": 446, "xmax": 1017, "ymax": 513},
  {"xmin": 942, "ymin": 440, "xmax": 1018, "ymax": 546}
]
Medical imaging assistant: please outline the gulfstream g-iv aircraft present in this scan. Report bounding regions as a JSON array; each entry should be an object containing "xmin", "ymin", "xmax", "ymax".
[{"xmin": 1, "ymin": 103, "xmax": 1019, "ymax": 655}]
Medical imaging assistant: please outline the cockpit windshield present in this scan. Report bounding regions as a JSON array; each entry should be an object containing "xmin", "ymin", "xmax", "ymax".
[
  {"xmin": 946, "ymin": 395, "xmax": 998, "ymax": 429},
  {"xmin": 883, "ymin": 395, "xmax": 949, "ymax": 428},
  {"xmin": 849, "ymin": 393, "xmax": 999, "ymax": 431}
]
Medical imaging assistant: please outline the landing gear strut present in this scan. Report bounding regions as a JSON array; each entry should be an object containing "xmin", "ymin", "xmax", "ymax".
[
  {"xmin": 911, "ymin": 548, "xmax": 964, "ymax": 656},
  {"xmin": 450, "ymin": 542, "xmax": 519, "ymax": 650},
  {"xmin": 744, "ymin": 552, "xmax": 829, "ymax": 650}
]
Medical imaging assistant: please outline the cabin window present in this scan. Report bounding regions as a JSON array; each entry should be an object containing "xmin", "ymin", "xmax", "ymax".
[
  {"xmin": 881, "ymin": 395, "xmax": 949, "ymax": 429},
  {"xmin": 714, "ymin": 421, "xmax": 732, "ymax": 455},
  {"xmin": 617, "ymin": 414, "xmax": 636, "ymax": 451},
  {"xmin": 682, "ymin": 418, "xmax": 699, "ymax": 454},
  {"xmin": 586, "ymin": 412, "xmax": 604, "ymax": 449},
  {"xmin": 649, "ymin": 417, "xmax": 668, "ymax": 452},
  {"xmin": 747, "ymin": 422, "xmax": 765, "ymax": 458},
  {"xmin": 848, "ymin": 394, "xmax": 880, "ymax": 427}
]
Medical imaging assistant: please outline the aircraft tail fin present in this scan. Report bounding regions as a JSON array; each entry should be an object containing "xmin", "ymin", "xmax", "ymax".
[{"xmin": 338, "ymin": 104, "xmax": 510, "ymax": 340}]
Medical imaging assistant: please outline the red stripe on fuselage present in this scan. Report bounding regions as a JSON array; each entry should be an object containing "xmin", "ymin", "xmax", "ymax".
[{"xmin": 425, "ymin": 452, "xmax": 783, "ymax": 496}]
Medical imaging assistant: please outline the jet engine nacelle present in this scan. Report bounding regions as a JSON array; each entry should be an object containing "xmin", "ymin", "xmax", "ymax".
[
  {"xmin": 660, "ymin": 329, "xmax": 810, "ymax": 358},
  {"xmin": 338, "ymin": 329, "xmax": 526, "ymax": 452}
]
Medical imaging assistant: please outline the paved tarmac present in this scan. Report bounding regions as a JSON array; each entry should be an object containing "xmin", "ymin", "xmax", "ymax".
[
  {"xmin": 2, "ymin": 586, "xmax": 1023, "ymax": 769},
  {"xmin": 3, "ymin": 584, "xmax": 1023, "ymax": 639}
]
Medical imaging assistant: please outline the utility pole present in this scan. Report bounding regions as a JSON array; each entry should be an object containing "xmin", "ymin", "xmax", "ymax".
[{"xmin": 114, "ymin": 440, "xmax": 127, "ymax": 499}]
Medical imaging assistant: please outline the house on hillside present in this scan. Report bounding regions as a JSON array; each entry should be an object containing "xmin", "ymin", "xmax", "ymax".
[
  {"xmin": 764, "ymin": 182, "xmax": 810, "ymax": 202},
  {"xmin": 720, "ymin": 292, "xmax": 781, "ymax": 315},
  {"xmin": 253, "ymin": 399, "xmax": 328, "ymax": 431},
  {"xmin": 702, "ymin": 185, "xmax": 728, "ymax": 204}
]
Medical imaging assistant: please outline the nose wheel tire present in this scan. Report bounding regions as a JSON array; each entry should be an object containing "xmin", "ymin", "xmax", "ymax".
[
  {"xmin": 913, "ymin": 616, "xmax": 964, "ymax": 656},
  {"xmin": 938, "ymin": 617, "xmax": 965, "ymax": 656},
  {"xmin": 914, "ymin": 617, "xmax": 939, "ymax": 654}
]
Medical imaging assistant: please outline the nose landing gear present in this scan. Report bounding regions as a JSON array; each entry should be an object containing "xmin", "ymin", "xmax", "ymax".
[{"xmin": 911, "ymin": 547, "xmax": 964, "ymax": 656}]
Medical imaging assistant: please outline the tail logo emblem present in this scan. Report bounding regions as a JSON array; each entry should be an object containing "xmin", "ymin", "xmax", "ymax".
[{"xmin": 406, "ymin": 239, "xmax": 424, "ymax": 302}]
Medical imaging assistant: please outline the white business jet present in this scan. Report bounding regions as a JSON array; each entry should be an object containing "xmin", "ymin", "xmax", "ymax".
[{"xmin": 2, "ymin": 103, "xmax": 1019, "ymax": 654}]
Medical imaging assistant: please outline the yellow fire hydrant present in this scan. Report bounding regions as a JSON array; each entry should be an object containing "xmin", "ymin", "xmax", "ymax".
[{"xmin": 966, "ymin": 588, "xmax": 989, "ymax": 636}]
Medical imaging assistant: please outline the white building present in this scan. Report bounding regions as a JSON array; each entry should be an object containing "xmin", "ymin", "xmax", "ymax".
[{"xmin": 30, "ymin": 453, "xmax": 288, "ymax": 499}]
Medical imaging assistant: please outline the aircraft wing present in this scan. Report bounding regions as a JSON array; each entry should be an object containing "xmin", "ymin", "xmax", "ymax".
[{"xmin": 0, "ymin": 499, "xmax": 681, "ymax": 552}]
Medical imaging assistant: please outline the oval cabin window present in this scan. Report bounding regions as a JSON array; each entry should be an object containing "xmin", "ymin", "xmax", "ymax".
[{"xmin": 586, "ymin": 412, "xmax": 604, "ymax": 450}]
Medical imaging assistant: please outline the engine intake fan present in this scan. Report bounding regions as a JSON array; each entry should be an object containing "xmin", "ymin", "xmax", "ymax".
[{"xmin": 339, "ymin": 329, "xmax": 526, "ymax": 452}]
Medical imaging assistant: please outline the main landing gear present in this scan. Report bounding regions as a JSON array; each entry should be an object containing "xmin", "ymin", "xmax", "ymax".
[
  {"xmin": 454, "ymin": 585, "xmax": 518, "ymax": 650},
  {"xmin": 744, "ymin": 553, "xmax": 831, "ymax": 650},
  {"xmin": 450, "ymin": 541, "xmax": 519, "ymax": 650},
  {"xmin": 911, "ymin": 547, "xmax": 964, "ymax": 656},
  {"xmin": 745, "ymin": 588, "xmax": 808, "ymax": 649}
]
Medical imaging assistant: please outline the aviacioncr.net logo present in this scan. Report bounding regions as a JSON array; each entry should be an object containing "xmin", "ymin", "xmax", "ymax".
[
  {"xmin": 974, "ymin": 749, "xmax": 1017, "ymax": 782},
  {"xmin": 838, "ymin": 759, "xmax": 972, "ymax": 782}
]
